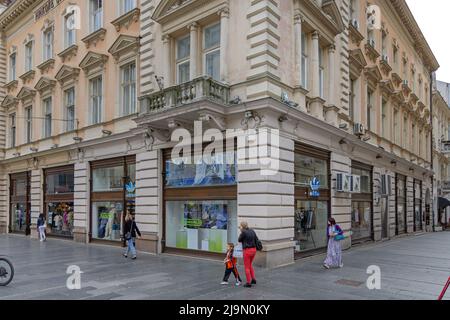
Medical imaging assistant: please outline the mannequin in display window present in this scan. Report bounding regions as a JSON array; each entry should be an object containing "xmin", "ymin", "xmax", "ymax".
[{"xmin": 105, "ymin": 205, "xmax": 116, "ymax": 239}]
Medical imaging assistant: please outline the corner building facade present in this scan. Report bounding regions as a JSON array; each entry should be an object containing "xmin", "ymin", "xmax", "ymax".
[{"xmin": 0, "ymin": 0, "xmax": 439, "ymax": 268}]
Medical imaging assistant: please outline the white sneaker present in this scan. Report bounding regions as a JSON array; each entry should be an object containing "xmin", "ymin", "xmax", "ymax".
[
  {"xmin": 221, "ymin": 281, "xmax": 228, "ymax": 285},
  {"xmin": 323, "ymin": 264, "xmax": 330, "ymax": 269},
  {"xmin": 339, "ymin": 263, "xmax": 344, "ymax": 268},
  {"xmin": 235, "ymin": 281, "xmax": 241, "ymax": 286}
]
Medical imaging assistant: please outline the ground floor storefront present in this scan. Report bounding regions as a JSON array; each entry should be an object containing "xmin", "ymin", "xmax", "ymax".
[{"xmin": 0, "ymin": 98, "xmax": 435, "ymax": 268}]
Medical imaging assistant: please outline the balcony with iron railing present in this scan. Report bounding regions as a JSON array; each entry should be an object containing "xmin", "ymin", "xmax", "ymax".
[{"xmin": 141, "ymin": 76, "xmax": 230, "ymax": 114}]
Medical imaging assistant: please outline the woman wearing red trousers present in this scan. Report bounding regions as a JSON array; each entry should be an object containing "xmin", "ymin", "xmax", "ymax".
[{"xmin": 238, "ymin": 221, "xmax": 259, "ymax": 288}]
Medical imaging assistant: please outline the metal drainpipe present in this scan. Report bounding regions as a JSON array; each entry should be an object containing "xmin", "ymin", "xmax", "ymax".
[{"xmin": 430, "ymin": 73, "xmax": 435, "ymax": 232}]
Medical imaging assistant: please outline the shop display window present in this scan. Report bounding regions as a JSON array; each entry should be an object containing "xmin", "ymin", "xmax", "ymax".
[
  {"xmin": 92, "ymin": 166, "xmax": 124, "ymax": 192},
  {"xmin": 294, "ymin": 200, "xmax": 328, "ymax": 252},
  {"xmin": 165, "ymin": 151, "xmax": 236, "ymax": 188},
  {"xmin": 92, "ymin": 202, "xmax": 124, "ymax": 241},
  {"xmin": 351, "ymin": 201, "xmax": 372, "ymax": 240},
  {"xmin": 165, "ymin": 200, "xmax": 238, "ymax": 253},
  {"xmin": 11, "ymin": 203, "xmax": 27, "ymax": 233},
  {"xmin": 47, "ymin": 202, "xmax": 74, "ymax": 237},
  {"xmin": 294, "ymin": 154, "xmax": 329, "ymax": 188},
  {"xmin": 397, "ymin": 177, "xmax": 407, "ymax": 234},
  {"xmin": 46, "ymin": 172, "xmax": 74, "ymax": 194}
]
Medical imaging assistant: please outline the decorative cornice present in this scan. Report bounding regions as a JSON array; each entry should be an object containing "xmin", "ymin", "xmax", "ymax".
[
  {"xmin": 4, "ymin": 79, "xmax": 18, "ymax": 92},
  {"xmin": 380, "ymin": 59, "xmax": 392, "ymax": 76},
  {"xmin": 34, "ymin": 76, "xmax": 56, "ymax": 93},
  {"xmin": 1, "ymin": 95, "xmax": 19, "ymax": 109},
  {"xmin": 81, "ymin": 28, "xmax": 107, "ymax": 49},
  {"xmin": 37, "ymin": 58, "xmax": 55, "ymax": 74},
  {"xmin": 79, "ymin": 51, "xmax": 109, "ymax": 73},
  {"xmin": 348, "ymin": 22, "xmax": 364, "ymax": 46},
  {"xmin": 19, "ymin": 69, "xmax": 36, "ymax": 84},
  {"xmin": 57, "ymin": 44, "xmax": 78, "ymax": 63},
  {"xmin": 111, "ymin": 8, "xmax": 140, "ymax": 32},
  {"xmin": 391, "ymin": 72, "xmax": 402, "ymax": 87},
  {"xmin": 365, "ymin": 41, "xmax": 380, "ymax": 63},
  {"xmin": 17, "ymin": 86, "xmax": 36, "ymax": 101},
  {"xmin": 108, "ymin": 34, "xmax": 140, "ymax": 62},
  {"xmin": 0, "ymin": 0, "xmax": 40, "ymax": 31},
  {"xmin": 55, "ymin": 64, "xmax": 80, "ymax": 85}
]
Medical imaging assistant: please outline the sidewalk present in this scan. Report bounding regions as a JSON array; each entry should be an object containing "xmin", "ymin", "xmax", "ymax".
[{"xmin": 0, "ymin": 232, "xmax": 449, "ymax": 300}]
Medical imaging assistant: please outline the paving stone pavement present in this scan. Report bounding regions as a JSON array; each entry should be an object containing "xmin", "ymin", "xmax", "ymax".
[{"xmin": 0, "ymin": 232, "xmax": 449, "ymax": 300}]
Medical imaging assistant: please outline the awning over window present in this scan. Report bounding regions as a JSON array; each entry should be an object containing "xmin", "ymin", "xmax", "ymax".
[{"xmin": 438, "ymin": 197, "xmax": 450, "ymax": 210}]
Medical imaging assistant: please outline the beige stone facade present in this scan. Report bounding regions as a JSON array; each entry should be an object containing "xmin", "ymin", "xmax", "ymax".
[{"xmin": 0, "ymin": 0, "xmax": 443, "ymax": 268}]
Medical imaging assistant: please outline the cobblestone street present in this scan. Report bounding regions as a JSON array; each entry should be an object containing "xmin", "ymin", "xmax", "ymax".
[{"xmin": 1, "ymin": 232, "xmax": 449, "ymax": 300}]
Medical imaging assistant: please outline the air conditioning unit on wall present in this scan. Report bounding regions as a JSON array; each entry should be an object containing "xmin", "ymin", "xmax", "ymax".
[
  {"xmin": 351, "ymin": 175, "xmax": 361, "ymax": 193},
  {"xmin": 354, "ymin": 123, "xmax": 365, "ymax": 137}
]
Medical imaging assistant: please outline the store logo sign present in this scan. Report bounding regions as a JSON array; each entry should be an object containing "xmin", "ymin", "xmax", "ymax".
[
  {"xmin": 125, "ymin": 181, "xmax": 136, "ymax": 197},
  {"xmin": 309, "ymin": 177, "xmax": 320, "ymax": 197}
]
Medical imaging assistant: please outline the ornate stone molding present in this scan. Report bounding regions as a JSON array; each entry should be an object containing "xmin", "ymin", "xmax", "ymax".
[
  {"xmin": 4, "ymin": 80, "xmax": 19, "ymax": 92},
  {"xmin": 108, "ymin": 34, "xmax": 140, "ymax": 62},
  {"xmin": 37, "ymin": 58, "xmax": 55, "ymax": 74},
  {"xmin": 17, "ymin": 86, "xmax": 36, "ymax": 101},
  {"xmin": 55, "ymin": 65, "xmax": 81, "ymax": 85},
  {"xmin": 34, "ymin": 76, "xmax": 57, "ymax": 94},
  {"xmin": 111, "ymin": 8, "xmax": 140, "ymax": 32},
  {"xmin": 19, "ymin": 69, "xmax": 36, "ymax": 85},
  {"xmin": 1, "ymin": 95, "xmax": 19, "ymax": 109},
  {"xmin": 81, "ymin": 28, "xmax": 107, "ymax": 49},
  {"xmin": 380, "ymin": 59, "xmax": 392, "ymax": 76},
  {"xmin": 365, "ymin": 41, "xmax": 380, "ymax": 63},
  {"xmin": 57, "ymin": 44, "xmax": 78, "ymax": 63},
  {"xmin": 79, "ymin": 51, "xmax": 109, "ymax": 73}
]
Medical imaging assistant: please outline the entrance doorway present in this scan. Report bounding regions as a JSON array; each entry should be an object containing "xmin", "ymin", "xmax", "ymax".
[{"xmin": 9, "ymin": 172, "xmax": 31, "ymax": 236}]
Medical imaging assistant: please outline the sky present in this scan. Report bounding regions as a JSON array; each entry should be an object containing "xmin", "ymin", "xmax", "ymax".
[{"xmin": 406, "ymin": 0, "xmax": 450, "ymax": 83}]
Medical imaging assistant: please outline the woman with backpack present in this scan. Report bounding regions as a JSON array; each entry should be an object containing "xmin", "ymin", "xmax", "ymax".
[
  {"xmin": 123, "ymin": 212, "xmax": 141, "ymax": 260},
  {"xmin": 238, "ymin": 221, "xmax": 262, "ymax": 288},
  {"xmin": 323, "ymin": 217, "xmax": 344, "ymax": 269}
]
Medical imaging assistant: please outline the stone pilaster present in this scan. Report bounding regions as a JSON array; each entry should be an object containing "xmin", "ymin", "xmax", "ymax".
[
  {"xmin": 139, "ymin": 0, "xmax": 156, "ymax": 96},
  {"xmin": 330, "ymin": 152, "xmax": 351, "ymax": 249},
  {"xmin": 237, "ymin": 132, "xmax": 295, "ymax": 268},
  {"xmin": 372, "ymin": 168, "xmax": 382, "ymax": 241},
  {"xmin": 30, "ymin": 169, "xmax": 42, "ymax": 239},
  {"xmin": 388, "ymin": 170, "xmax": 397, "ymax": 238},
  {"xmin": 73, "ymin": 162, "xmax": 89, "ymax": 243},
  {"xmin": 0, "ymin": 171, "xmax": 7, "ymax": 233},
  {"xmin": 135, "ymin": 150, "xmax": 160, "ymax": 254},
  {"xmin": 406, "ymin": 176, "xmax": 414, "ymax": 233},
  {"xmin": 219, "ymin": 7, "xmax": 229, "ymax": 83},
  {"xmin": 189, "ymin": 22, "xmax": 199, "ymax": 80}
]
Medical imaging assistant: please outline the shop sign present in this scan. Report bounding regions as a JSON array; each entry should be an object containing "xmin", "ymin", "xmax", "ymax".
[
  {"xmin": 125, "ymin": 181, "xmax": 136, "ymax": 198},
  {"xmin": 34, "ymin": 0, "xmax": 65, "ymax": 21},
  {"xmin": 309, "ymin": 177, "xmax": 320, "ymax": 197}
]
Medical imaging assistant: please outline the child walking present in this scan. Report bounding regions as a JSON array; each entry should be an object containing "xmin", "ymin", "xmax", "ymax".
[
  {"xmin": 37, "ymin": 214, "xmax": 46, "ymax": 242},
  {"xmin": 221, "ymin": 243, "xmax": 242, "ymax": 286}
]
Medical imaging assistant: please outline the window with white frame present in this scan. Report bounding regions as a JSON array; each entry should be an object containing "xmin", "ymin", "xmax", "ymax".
[
  {"xmin": 381, "ymin": 99, "xmax": 387, "ymax": 138},
  {"xmin": 43, "ymin": 28, "xmax": 53, "ymax": 60},
  {"xmin": 43, "ymin": 97, "xmax": 52, "ymax": 138},
  {"xmin": 64, "ymin": 11, "xmax": 76, "ymax": 48},
  {"xmin": 90, "ymin": 76, "xmax": 103, "ymax": 124},
  {"xmin": 301, "ymin": 32, "xmax": 308, "ymax": 89},
  {"xmin": 25, "ymin": 106, "xmax": 32, "ymax": 144},
  {"xmin": 90, "ymin": 0, "xmax": 103, "ymax": 32},
  {"xmin": 121, "ymin": 0, "xmax": 136, "ymax": 15},
  {"xmin": 9, "ymin": 113, "xmax": 16, "ymax": 148},
  {"xmin": 176, "ymin": 36, "xmax": 190, "ymax": 84},
  {"xmin": 204, "ymin": 23, "xmax": 221, "ymax": 81},
  {"xmin": 25, "ymin": 41, "xmax": 33, "ymax": 72},
  {"xmin": 121, "ymin": 62, "xmax": 136, "ymax": 116},
  {"xmin": 319, "ymin": 46, "xmax": 324, "ymax": 99},
  {"xmin": 65, "ymin": 87, "xmax": 75, "ymax": 131},
  {"xmin": 9, "ymin": 52, "xmax": 16, "ymax": 81}
]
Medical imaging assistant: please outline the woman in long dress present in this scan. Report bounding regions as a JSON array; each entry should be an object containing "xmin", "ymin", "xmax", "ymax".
[{"xmin": 323, "ymin": 217, "xmax": 344, "ymax": 269}]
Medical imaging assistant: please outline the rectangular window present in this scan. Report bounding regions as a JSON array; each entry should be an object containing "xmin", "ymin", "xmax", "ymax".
[
  {"xmin": 349, "ymin": 79, "xmax": 355, "ymax": 121},
  {"xmin": 177, "ymin": 36, "xmax": 190, "ymax": 84},
  {"xmin": 25, "ymin": 41, "xmax": 33, "ymax": 72},
  {"xmin": 403, "ymin": 117, "xmax": 408, "ymax": 149},
  {"xmin": 394, "ymin": 109, "xmax": 399, "ymax": 145},
  {"xmin": 381, "ymin": 99, "xmax": 387, "ymax": 139},
  {"xmin": 204, "ymin": 23, "xmax": 221, "ymax": 81},
  {"xmin": 9, "ymin": 53, "xmax": 16, "ymax": 81},
  {"xmin": 393, "ymin": 46, "xmax": 398, "ymax": 67},
  {"xmin": 43, "ymin": 29, "xmax": 53, "ymax": 61},
  {"xmin": 319, "ymin": 47, "xmax": 324, "ymax": 99},
  {"xmin": 25, "ymin": 107, "xmax": 32, "ymax": 144},
  {"xmin": 301, "ymin": 32, "xmax": 308, "ymax": 89},
  {"xmin": 121, "ymin": 0, "xmax": 136, "ymax": 15},
  {"xmin": 43, "ymin": 97, "xmax": 52, "ymax": 138},
  {"xmin": 65, "ymin": 87, "xmax": 75, "ymax": 131},
  {"xmin": 10, "ymin": 113, "xmax": 16, "ymax": 148},
  {"xmin": 381, "ymin": 31, "xmax": 387, "ymax": 56},
  {"xmin": 411, "ymin": 70, "xmax": 415, "ymax": 92},
  {"xmin": 367, "ymin": 89, "xmax": 373, "ymax": 131},
  {"xmin": 419, "ymin": 130, "xmax": 423, "ymax": 157},
  {"xmin": 64, "ymin": 12, "xmax": 76, "ymax": 48},
  {"xmin": 412, "ymin": 123, "xmax": 416, "ymax": 153},
  {"xmin": 121, "ymin": 63, "xmax": 136, "ymax": 116},
  {"xmin": 90, "ymin": 0, "xmax": 103, "ymax": 32},
  {"xmin": 90, "ymin": 76, "xmax": 103, "ymax": 124}
]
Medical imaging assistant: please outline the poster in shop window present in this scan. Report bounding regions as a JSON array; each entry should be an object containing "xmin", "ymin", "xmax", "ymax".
[{"xmin": 183, "ymin": 202, "xmax": 228, "ymax": 230}]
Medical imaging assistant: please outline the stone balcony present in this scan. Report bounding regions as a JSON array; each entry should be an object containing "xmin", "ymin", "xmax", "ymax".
[{"xmin": 141, "ymin": 76, "xmax": 230, "ymax": 114}]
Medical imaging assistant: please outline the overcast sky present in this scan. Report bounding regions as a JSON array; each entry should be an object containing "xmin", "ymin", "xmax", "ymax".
[{"xmin": 406, "ymin": 0, "xmax": 450, "ymax": 83}]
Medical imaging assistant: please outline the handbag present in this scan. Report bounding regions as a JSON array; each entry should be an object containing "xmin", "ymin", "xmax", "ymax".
[
  {"xmin": 335, "ymin": 234, "xmax": 345, "ymax": 241},
  {"xmin": 125, "ymin": 220, "xmax": 134, "ymax": 240}
]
